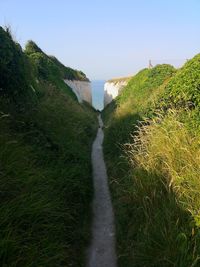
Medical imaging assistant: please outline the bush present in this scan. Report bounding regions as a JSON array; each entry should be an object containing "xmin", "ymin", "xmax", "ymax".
[{"xmin": 162, "ymin": 54, "xmax": 200, "ymax": 109}]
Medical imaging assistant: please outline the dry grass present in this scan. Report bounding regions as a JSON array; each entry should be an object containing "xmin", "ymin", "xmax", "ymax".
[
  {"xmin": 120, "ymin": 109, "xmax": 200, "ymax": 266},
  {"xmin": 103, "ymin": 56, "xmax": 200, "ymax": 266},
  {"xmin": 129, "ymin": 109, "xmax": 200, "ymax": 223},
  {"xmin": 107, "ymin": 76, "xmax": 131, "ymax": 84}
]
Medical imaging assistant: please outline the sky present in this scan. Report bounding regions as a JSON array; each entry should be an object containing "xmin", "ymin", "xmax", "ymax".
[{"xmin": 0, "ymin": 0, "xmax": 200, "ymax": 80}]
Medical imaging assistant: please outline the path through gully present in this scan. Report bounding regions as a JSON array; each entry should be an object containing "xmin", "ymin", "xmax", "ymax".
[{"xmin": 87, "ymin": 115, "xmax": 117, "ymax": 267}]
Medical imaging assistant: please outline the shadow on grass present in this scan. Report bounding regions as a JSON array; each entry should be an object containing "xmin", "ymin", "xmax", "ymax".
[{"xmin": 102, "ymin": 112, "xmax": 200, "ymax": 267}]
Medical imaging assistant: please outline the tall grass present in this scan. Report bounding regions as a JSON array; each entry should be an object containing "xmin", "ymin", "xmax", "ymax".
[
  {"xmin": 0, "ymin": 26, "xmax": 98, "ymax": 266},
  {"xmin": 0, "ymin": 83, "xmax": 97, "ymax": 267},
  {"xmin": 124, "ymin": 109, "xmax": 200, "ymax": 266},
  {"xmin": 103, "ymin": 56, "xmax": 200, "ymax": 266}
]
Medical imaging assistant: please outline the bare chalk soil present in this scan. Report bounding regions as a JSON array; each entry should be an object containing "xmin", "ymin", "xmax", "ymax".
[{"xmin": 87, "ymin": 115, "xmax": 117, "ymax": 267}]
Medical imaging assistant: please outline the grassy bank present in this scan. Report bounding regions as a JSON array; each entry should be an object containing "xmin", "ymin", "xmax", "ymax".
[
  {"xmin": 0, "ymin": 26, "xmax": 97, "ymax": 266},
  {"xmin": 102, "ymin": 56, "xmax": 200, "ymax": 266}
]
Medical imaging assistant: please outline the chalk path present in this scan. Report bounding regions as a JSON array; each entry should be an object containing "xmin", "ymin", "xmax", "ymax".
[{"xmin": 86, "ymin": 115, "xmax": 117, "ymax": 267}]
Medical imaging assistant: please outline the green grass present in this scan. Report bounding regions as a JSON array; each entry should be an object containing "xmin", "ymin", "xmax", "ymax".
[
  {"xmin": 102, "ymin": 57, "xmax": 200, "ymax": 266},
  {"xmin": 103, "ymin": 64, "xmax": 176, "ymax": 160},
  {"xmin": 124, "ymin": 110, "xmax": 200, "ymax": 266},
  {"xmin": 0, "ymin": 26, "xmax": 98, "ymax": 266},
  {"xmin": 25, "ymin": 40, "xmax": 89, "ymax": 82}
]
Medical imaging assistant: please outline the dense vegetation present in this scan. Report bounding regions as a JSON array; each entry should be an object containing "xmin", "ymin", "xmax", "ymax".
[
  {"xmin": 0, "ymin": 26, "xmax": 97, "ymax": 266},
  {"xmin": 102, "ymin": 56, "xmax": 200, "ymax": 267},
  {"xmin": 25, "ymin": 40, "xmax": 89, "ymax": 82}
]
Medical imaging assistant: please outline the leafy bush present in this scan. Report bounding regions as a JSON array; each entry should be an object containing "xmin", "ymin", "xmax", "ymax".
[{"xmin": 162, "ymin": 54, "xmax": 200, "ymax": 109}]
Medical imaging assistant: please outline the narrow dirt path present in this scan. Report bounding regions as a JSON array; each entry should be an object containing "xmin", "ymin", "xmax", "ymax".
[{"xmin": 87, "ymin": 115, "xmax": 117, "ymax": 267}]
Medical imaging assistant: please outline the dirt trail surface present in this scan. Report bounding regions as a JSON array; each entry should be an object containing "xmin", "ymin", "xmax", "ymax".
[{"xmin": 87, "ymin": 115, "xmax": 117, "ymax": 267}]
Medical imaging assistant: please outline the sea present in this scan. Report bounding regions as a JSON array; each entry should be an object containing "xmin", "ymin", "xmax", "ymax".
[{"xmin": 91, "ymin": 80, "xmax": 105, "ymax": 111}]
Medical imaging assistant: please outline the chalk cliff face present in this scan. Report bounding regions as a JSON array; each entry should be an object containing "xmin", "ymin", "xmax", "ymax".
[
  {"xmin": 64, "ymin": 80, "xmax": 92, "ymax": 105},
  {"xmin": 104, "ymin": 80, "xmax": 128, "ymax": 107}
]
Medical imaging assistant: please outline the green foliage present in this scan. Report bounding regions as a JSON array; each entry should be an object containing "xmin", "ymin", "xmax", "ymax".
[
  {"xmin": 50, "ymin": 56, "xmax": 89, "ymax": 81},
  {"xmin": 25, "ymin": 41, "xmax": 89, "ymax": 82},
  {"xmin": 125, "ymin": 110, "xmax": 200, "ymax": 266},
  {"xmin": 0, "ymin": 26, "xmax": 97, "ymax": 266},
  {"xmin": 117, "ymin": 64, "xmax": 176, "ymax": 107},
  {"xmin": 24, "ymin": 40, "xmax": 44, "ymax": 54},
  {"xmin": 162, "ymin": 54, "xmax": 200, "ymax": 109},
  {"xmin": 102, "ymin": 58, "xmax": 200, "ymax": 267},
  {"xmin": 0, "ymin": 27, "xmax": 35, "ymax": 103},
  {"xmin": 102, "ymin": 64, "xmax": 175, "ymax": 160}
]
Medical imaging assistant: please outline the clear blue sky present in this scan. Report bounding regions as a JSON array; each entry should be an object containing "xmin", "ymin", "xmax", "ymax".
[{"xmin": 0, "ymin": 0, "xmax": 199, "ymax": 80}]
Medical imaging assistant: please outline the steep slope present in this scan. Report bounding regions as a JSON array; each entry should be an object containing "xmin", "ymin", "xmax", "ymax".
[
  {"xmin": 103, "ymin": 64, "xmax": 176, "ymax": 158},
  {"xmin": 102, "ymin": 57, "xmax": 200, "ymax": 267},
  {"xmin": 0, "ymin": 26, "xmax": 97, "ymax": 267},
  {"xmin": 64, "ymin": 79, "xmax": 92, "ymax": 104},
  {"xmin": 104, "ymin": 77, "xmax": 130, "ymax": 107},
  {"xmin": 25, "ymin": 41, "xmax": 92, "ymax": 105}
]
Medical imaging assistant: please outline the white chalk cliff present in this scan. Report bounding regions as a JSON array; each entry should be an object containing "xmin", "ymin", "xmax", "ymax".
[
  {"xmin": 64, "ymin": 80, "xmax": 92, "ymax": 105},
  {"xmin": 104, "ymin": 79, "xmax": 129, "ymax": 107}
]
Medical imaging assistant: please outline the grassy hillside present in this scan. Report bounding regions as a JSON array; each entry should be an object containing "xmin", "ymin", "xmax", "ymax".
[
  {"xmin": 103, "ymin": 64, "xmax": 176, "ymax": 160},
  {"xmin": 0, "ymin": 26, "xmax": 97, "ymax": 267},
  {"xmin": 25, "ymin": 40, "xmax": 89, "ymax": 82},
  {"xmin": 102, "ymin": 56, "xmax": 200, "ymax": 267}
]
